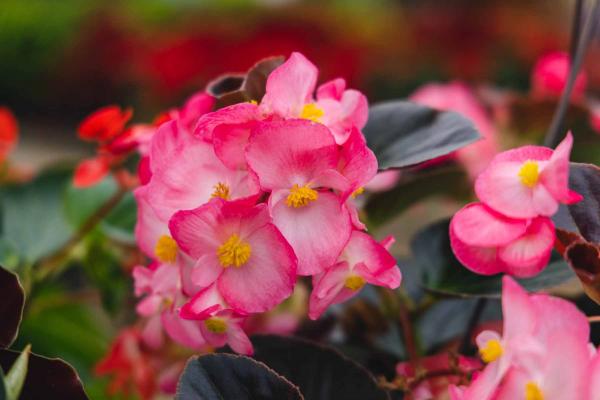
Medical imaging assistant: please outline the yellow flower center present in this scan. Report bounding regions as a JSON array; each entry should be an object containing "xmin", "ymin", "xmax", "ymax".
[
  {"xmin": 286, "ymin": 184, "xmax": 318, "ymax": 208},
  {"xmin": 351, "ymin": 187, "xmax": 365, "ymax": 199},
  {"xmin": 211, "ymin": 182, "xmax": 230, "ymax": 200},
  {"xmin": 154, "ymin": 235, "xmax": 178, "ymax": 264},
  {"xmin": 479, "ymin": 339, "xmax": 504, "ymax": 363},
  {"xmin": 518, "ymin": 160, "xmax": 540, "ymax": 188},
  {"xmin": 525, "ymin": 382, "xmax": 544, "ymax": 400},
  {"xmin": 300, "ymin": 103, "xmax": 325, "ymax": 122},
  {"xmin": 344, "ymin": 275, "xmax": 366, "ymax": 291},
  {"xmin": 217, "ymin": 234, "xmax": 251, "ymax": 268},
  {"xmin": 204, "ymin": 317, "xmax": 228, "ymax": 334},
  {"xmin": 248, "ymin": 100, "xmax": 258, "ymax": 105}
]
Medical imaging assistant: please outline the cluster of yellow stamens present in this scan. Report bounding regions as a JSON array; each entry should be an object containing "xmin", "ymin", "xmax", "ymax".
[
  {"xmin": 300, "ymin": 103, "xmax": 325, "ymax": 122},
  {"xmin": 518, "ymin": 160, "xmax": 540, "ymax": 188},
  {"xmin": 204, "ymin": 317, "xmax": 228, "ymax": 334},
  {"xmin": 154, "ymin": 235, "xmax": 178, "ymax": 264},
  {"xmin": 344, "ymin": 275, "xmax": 366, "ymax": 291},
  {"xmin": 351, "ymin": 187, "xmax": 365, "ymax": 199},
  {"xmin": 479, "ymin": 339, "xmax": 503, "ymax": 363},
  {"xmin": 211, "ymin": 182, "xmax": 231, "ymax": 200},
  {"xmin": 217, "ymin": 234, "xmax": 252, "ymax": 268},
  {"xmin": 286, "ymin": 184, "xmax": 318, "ymax": 208},
  {"xmin": 525, "ymin": 381, "xmax": 544, "ymax": 400}
]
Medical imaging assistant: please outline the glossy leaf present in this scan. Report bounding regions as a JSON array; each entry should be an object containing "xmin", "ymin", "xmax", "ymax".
[
  {"xmin": 0, "ymin": 266, "xmax": 24, "ymax": 348},
  {"xmin": 249, "ymin": 335, "xmax": 390, "ymax": 400},
  {"xmin": 100, "ymin": 191, "xmax": 136, "ymax": 244},
  {"xmin": 0, "ymin": 169, "xmax": 73, "ymax": 265},
  {"xmin": 412, "ymin": 219, "xmax": 575, "ymax": 298},
  {"xmin": 64, "ymin": 176, "xmax": 118, "ymax": 229},
  {"xmin": 0, "ymin": 368, "xmax": 5, "ymax": 400},
  {"xmin": 176, "ymin": 353, "xmax": 302, "ymax": 400},
  {"xmin": 363, "ymin": 101, "xmax": 480, "ymax": 170},
  {"xmin": 4, "ymin": 345, "xmax": 29, "ymax": 400},
  {"xmin": 0, "ymin": 350, "xmax": 87, "ymax": 400},
  {"xmin": 568, "ymin": 162, "xmax": 600, "ymax": 243}
]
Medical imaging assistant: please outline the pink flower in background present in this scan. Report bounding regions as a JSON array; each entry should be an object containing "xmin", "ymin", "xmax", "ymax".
[
  {"xmin": 531, "ymin": 51, "xmax": 587, "ymax": 101},
  {"xmin": 180, "ymin": 283, "xmax": 253, "ymax": 355},
  {"xmin": 411, "ymin": 82, "xmax": 498, "ymax": 178},
  {"xmin": 450, "ymin": 276, "xmax": 590, "ymax": 400},
  {"xmin": 589, "ymin": 100, "xmax": 600, "ymax": 134},
  {"xmin": 309, "ymin": 231, "xmax": 401, "ymax": 319},
  {"xmin": 450, "ymin": 203, "xmax": 554, "ymax": 277},
  {"xmin": 246, "ymin": 119, "xmax": 352, "ymax": 275},
  {"xmin": 475, "ymin": 132, "xmax": 581, "ymax": 219},
  {"xmin": 170, "ymin": 199, "xmax": 297, "ymax": 313}
]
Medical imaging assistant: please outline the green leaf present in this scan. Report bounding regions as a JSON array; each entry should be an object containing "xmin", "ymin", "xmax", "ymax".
[
  {"xmin": 0, "ymin": 367, "xmax": 6, "ymax": 400},
  {"xmin": 412, "ymin": 219, "xmax": 575, "ymax": 298},
  {"xmin": 0, "ymin": 169, "xmax": 73, "ymax": 265},
  {"xmin": 363, "ymin": 101, "xmax": 481, "ymax": 170},
  {"xmin": 100, "ymin": 192, "xmax": 136, "ymax": 244},
  {"xmin": 0, "ymin": 266, "xmax": 24, "ymax": 348},
  {"xmin": 176, "ymin": 353, "xmax": 302, "ymax": 400},
  {"xmin": 4, "ymin": 345, "xmax": 29, "ymax": 400},
  {"xmin": 0, "ymin": 349, "xmax": 88, "ymax": 400},
  {"xmin": 64, "ymin": 177, "xmax": 118, "ymax": 229},
  {"xmin": 364, "ymin": 167, "xmax": 469, "ymax": 228},
  {"xmin": 248, "ymin": 335, "xmax": 390, "ymax": 400}
]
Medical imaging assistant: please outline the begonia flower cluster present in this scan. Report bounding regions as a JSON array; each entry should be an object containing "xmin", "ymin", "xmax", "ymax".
[
  {"xmin": 450, "ymin": 276, "xmax": 600, "ymax": 400},
  {"xmin": 450, "ymin": 133, "xmax": 582, "ymax": 277},
  {"xmin": 131, "ymin": 52, "xmax": 401, "ymax": 355}
]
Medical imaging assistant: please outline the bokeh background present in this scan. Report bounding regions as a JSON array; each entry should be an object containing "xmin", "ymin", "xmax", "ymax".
[
  {"xmin": 3, "ymin": 0, "xmax": 599, "ymax": 168},
  {"xmin": 1, "ymin": 0, "xmax": 599, "ymax": 398}
]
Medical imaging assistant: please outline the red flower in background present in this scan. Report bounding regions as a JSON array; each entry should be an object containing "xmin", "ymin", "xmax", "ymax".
[
  {"xmin": 0, "ymin": 107, "xmax": 19, "ymax": 162},
  {"xmin": 78, "ymin": 105, "xmax": 133, "ymax": 142}
]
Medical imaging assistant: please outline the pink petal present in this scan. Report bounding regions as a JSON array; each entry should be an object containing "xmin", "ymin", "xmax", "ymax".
[
  {"xmin": 338, "ymin": 127, "xmax": 378, "ymax": 195},
  {"xmin": 219, "ymin": 224, "xmax": 297, "ymax": 313},
  {"xmin": 194, "ymin": 102, "xmax": 260, "ymax": 141},
  {"xmin": 589, "ymin": 350, "xmax": 600, "ymax": 400},
  {"xmin": 271, "ymin": 191, "xmax": 351, "ymax": 275},
  {"xmin": 530, "ymin": 293, "xmax": 589, "ymax": 345},
  {"xmin": 308, "ymin": 261, "xmax": 353, "ymax": 320},
  {"xmin": 260, "ymin": 52, "xmax": 318, "ymax": 117},
  {"xmin": 179, "ymin": 283, "xmax": 225, "ymax": 320},
  {"xmin": 161, "ymin": 310, "xmax": 206, "ymax": 349},
  {"xmin": 451, "ymin": 203, "xmax": 528, "ymax": 247},
  {"xmin": 226, "ymin": 321, "xmax": 254, "ymax": 355},
  {"xmin": 141, "ymin": 314, "xmax": 164, "ymax": 350},
  {"xmin": 449, "ymin": 223, "xmax": 504, "ymax": 276},
  {"xmin": 497, "ymin": 217, "xmax": 554, "ymax": 277},
  {"xmin": 317, "ymin": 78, "xmax": 346, "ymax": 100},
  {"xmin": 501, "ymin": 276, "xmax": 537, "ymax": 340},
  {"xmin": 169, "ymin": 202, "xmax": 222, "ymax": 258},
  {"xmin": 213, "ymin": 121, "xmax": 255, "ymax": 170},
  {"xmin": 246, "ymin": 119, "xmax": 338, "ymax": 190},
  {"xmin": 190, "ymin": 254, "xmax": 223, "ymax": 288},
  {"xmin": 540, "ymin": 132, "xmax": 580, "ymax": 203},
  {"xmin": 134, "ymin": 186, "xmax": 169, "ymax": 258}
]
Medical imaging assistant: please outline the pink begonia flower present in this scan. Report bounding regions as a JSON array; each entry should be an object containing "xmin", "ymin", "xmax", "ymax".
[
  {"xmin": 196, "ymin": 52, "xmax": 368, "ymax": 146},
  {"xmin": 450, "ymin": 276, "xmax": 590, "ymax": 400},
  {"xmin": 475, "ymin": 132, "xmax": 582, "ymax": 219},
  {"xmin": 588, "ymin": 349, "xmax": 600, "ymax": 400},
  {"xmin": 132, "ymin": 263, "xmax": 206, "ymax": 350},
  {"xmin": 411, "ymin": 81, "xmax": 499, "ymax": 178},
  {"xmin": 531, "ymin": 51, "xmax": 587, "ymax": 101},
  {"xmin": 169, "ymin": 91, "xmax": 215, "ymax": 132},
  {"xmin": 246, "ymin": 119, "xmax": 352, "ymax": 275},
  {"xmin": 450, "ymin": 202, "xmax": 555, "ymax": 277},
  {"xmin": 179, "ymin": 283, "xmax": 253, "ymax": 355},
  {"xmin": 144, "ymin": 120, "xmax": 261, "ymax": 222},
  {"xmin": 170, "ymin": 198, "xmax": 297, "ymax": 314},
  {"xmin": 308, "ymin": 231, "xmax": 401, "ymax": 319}
]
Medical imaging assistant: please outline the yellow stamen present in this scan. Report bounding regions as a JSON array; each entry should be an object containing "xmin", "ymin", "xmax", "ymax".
[
  {"xmin": 344, "ymin": 275, "xmax": 366, "ymax": 291},
  {"xmin": 351, "ymin": 187, "xmax": 365, "ymax": 199},
  {"xmin": 479, "ymin": 339, "xmax": 504, "ymax": 363},
  {"xmin": 248, "ymin": 100, "xmax": 258, "ymax": 105},
  {"xmin": 300, "ymin": 103, "xmax": 325, "ymax": 122},
  {"xmin": 154, "ymin": 235, "xmax": 178, "ymax": 264},
  {"xmin": 204, "ymin": 317, "xmax": 228, "ymax": 334},
  {"xmin": 285, "ymin": 184, "xmax": 318, "ymax": 208},
  {"xmin": 217, "ymin": 234, "xmax": 251, "ymax": 268},
  {"xmin": 518, "ymin": 160, "xmax": 540, "ymax": 188},
  {"xmin": 525, "ymin": 382, "xmax": 544, "ymax": 400},
  {"xmin": 211, "ymin": 182, "xmax": 230, "ymax": 200}
]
